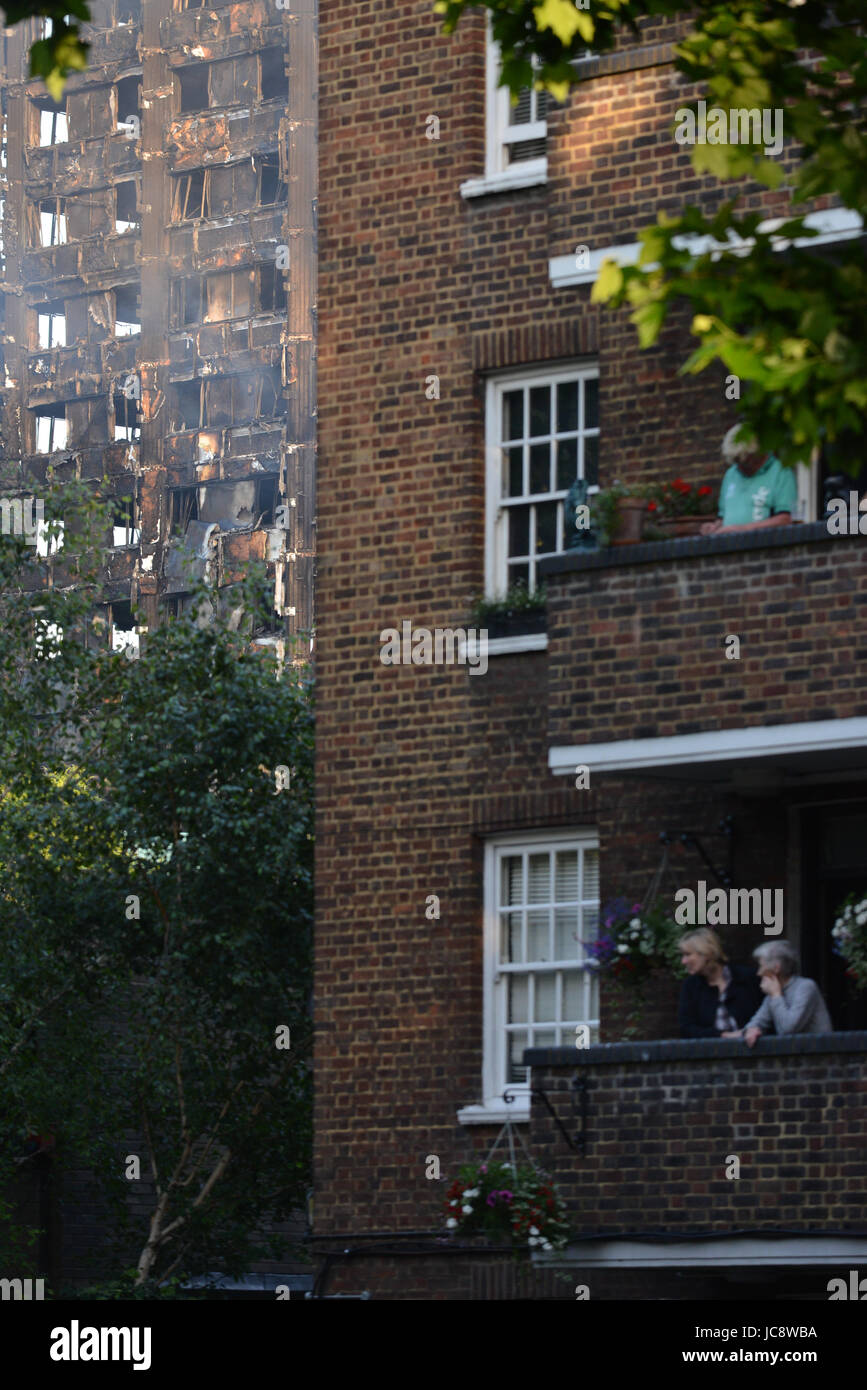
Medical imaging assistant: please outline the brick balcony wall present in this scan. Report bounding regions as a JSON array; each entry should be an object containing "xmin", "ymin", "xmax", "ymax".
[
  {"xmin": 541, "ymin": 525, "xmax": 867, "ymax": 746},
  {"xmin": 528, "ymin": 1035, "xmax": 867, "ymax": 1234}
]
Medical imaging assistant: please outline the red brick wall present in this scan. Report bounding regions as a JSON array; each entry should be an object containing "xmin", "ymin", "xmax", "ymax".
[
  {"xmin": 545, "ymin": 532, "xmax": 867, "ymax": 746},
  {"xmin": 531, "ymin": 1042, "xmax": 867, "ymax": 1232},
  {"xmin": 314, "ymin": 0, "xmax": 858, "ymax": 1293}
]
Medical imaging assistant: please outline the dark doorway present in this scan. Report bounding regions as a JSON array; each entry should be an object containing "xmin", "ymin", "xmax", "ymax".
[{"xmin": 801, "ymin": 802, "xmax": 867, "ymax": 1030}]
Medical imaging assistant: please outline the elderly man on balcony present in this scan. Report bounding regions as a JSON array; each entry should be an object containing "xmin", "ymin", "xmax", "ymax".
[
  {"xmin": 735, "ymin": 941, "xmax": 833, "ymax": 1046},
  {"xmin": 701, "ymin": 426, "xmax": 798, "ymax": 535}
]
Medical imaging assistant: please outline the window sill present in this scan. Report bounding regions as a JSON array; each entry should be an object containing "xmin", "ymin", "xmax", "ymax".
[
  {"xmin": 457, "ymin": 1098, "xmax": 530, "ymax": 1126},
  {"xmin": 486, "ymin": 633, "xmax": 548, "ymax": 656},
  {"xmin": 460, "ymin": 161, "xmax": 547, "ymax": 200}
]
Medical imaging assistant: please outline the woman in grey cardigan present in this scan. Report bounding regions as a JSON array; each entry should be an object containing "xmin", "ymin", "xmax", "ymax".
[{"xmin": 738, "ymin": 940, "xmax": 832, "ymax": 1047}]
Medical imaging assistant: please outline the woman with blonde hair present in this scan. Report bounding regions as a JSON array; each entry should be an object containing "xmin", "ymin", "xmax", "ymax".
[{"xmin": 677, "ymin": 927, "xmax": 763, "ymax": 1039}]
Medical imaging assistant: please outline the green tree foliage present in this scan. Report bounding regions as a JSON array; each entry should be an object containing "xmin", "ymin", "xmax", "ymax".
[
  {"xmin": 0, "ymin": 482, "xmax": 313, "ymax": 1290},
  {"xmin": 3, "ymin": 3, "xmax": 91, "ymax": 98},
  {"xmin": 435, "ymin": 1, "xmax": 867, "ymax": 466}
]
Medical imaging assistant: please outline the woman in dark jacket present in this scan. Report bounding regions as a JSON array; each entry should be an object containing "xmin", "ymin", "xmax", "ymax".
[{"xmin": 678, "ymin": 928, "xmax": 763, "ymax": 1038}]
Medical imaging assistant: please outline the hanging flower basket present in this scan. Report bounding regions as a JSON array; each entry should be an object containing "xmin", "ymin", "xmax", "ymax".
[
  {"xmin": 586, "ymin": 897, "xmax": 684, "ymax": 1041},
  {"xmin": 443, "ymin": 1158, "xmax": 570, "ymax": 1253},
  {"xmin": 831, "ymin": 892, "xmax": 867, "ymax": 990}
]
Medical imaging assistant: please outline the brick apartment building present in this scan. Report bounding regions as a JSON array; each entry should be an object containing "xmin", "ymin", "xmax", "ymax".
[
  {"xmin": 315, "ymin": 5, "xmax": 867, "ymax": 1297},
  {"xmin": 0, "ymin": 0, "xmax": 315, "ymax": 657}
]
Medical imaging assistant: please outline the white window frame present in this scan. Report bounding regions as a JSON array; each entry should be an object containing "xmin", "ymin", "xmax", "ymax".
[
  {"xmin": 485, "ymin": 361, "xmax": 600, "ymax": 599},
  {"xmin": 486, "ymin": 34, "xmax": 547, "ymax": 180},
  {"xmin": 457, "ymin": 827, "xmax": 600, "ymax": 1126},
  {"xmin": 462, "ymin": 24, "xmax": 549, "ymax": 197}
]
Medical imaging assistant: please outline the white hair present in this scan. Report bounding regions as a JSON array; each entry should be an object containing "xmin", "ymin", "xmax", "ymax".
[
  {"xmin": 753, "ymin": 940, "xmax": 798, "ymax": 976},
  {"xmin": 721, "ymin": 425, "xmax": 758, "ymax": 465}
]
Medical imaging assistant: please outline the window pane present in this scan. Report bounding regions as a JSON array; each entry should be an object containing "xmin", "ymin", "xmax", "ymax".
[
  {"xmin": 583, "ymin": 435, "xmax": 599, "ymax": 487},
  {"xmin": 584, "ymin": 377, "xmax": 599, "ymax": 429},
  {"xmin": 534, "ymin": 1029, "xmax": 556, "ymax": 1049},
  {"xmin": 554, "ymin": 908, "xmax": 579, "ymax": 960},
  {"xmin": 509, "ymin": 975, "xmax": 528, "ymax": 1024},
  {"xmin": 582, "ymin": 847, "xmax": 599, "ymax": 902},
  {"xmin": 535, "ymin": 974, "xmax": 556, "ymax": 1022},
  {"xmin": 563, "ymin": 972, "xmax": 581, "ymax": 1020},
  {"xmin": 555, "ymin": 850, "xmax": 578, "ymax": 901},
  {"xmin": 508, "ymin": 1032, "xmax": 528, "ymax": 1084},
  {"xmin": 505, "ymin": 446, "xmax": 523, "ymax": 498},
  {"xmin": 527, "ymin": 910, "xmax": 549, "ymax": 961},
  {"xmin": 527, "ymin": 853, "xmax": 549, "ymax": 904},
  {"xmin": 557, "ymin": 380, "xmax": 578, "ymax": 432},
  {"xmin": 529, "ymin": 442, "xmax": 550, "ymax": 495},
  {"xmin": 502, "ymin": 390, "xmax": 523, "ymax": 442},
  {"xmin": 535, "ymin": 501, "xmax": 557, "ymax": 553},
  {"xmin": 555, "ymin": 437, "xmax": 578, "ymax": 491},
  {"xmin": 580, "ymin": 907, "xmax": 599, "ymax": 953},
  {"xmin": 501, "ymin": 915, "xmax": 523, "ymax": 965},
  {"xmin": 508, "ymin": 89, "xmax": 532, "ymax": 127},
  {"xmin": 508, "ymin": 561, "xmax": 529, "ymax": 589},
  {"xmin": 501, "ymin": 855, "xmax": 522, "ymax": 906},
  {"xmin": 508, "ymin": 506, "xmax": 529, "ymax": 558},
  {"xmin": 529, "ymin": 385, "xmax": 550, "ymax": 437}
]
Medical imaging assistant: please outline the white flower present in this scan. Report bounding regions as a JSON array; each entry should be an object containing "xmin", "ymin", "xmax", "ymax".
[
  {"xmin": 446, "ymin": 1217, "xmax": 458, "ymax": 1228},
  {"xmin": 542, "ymin": 1241, "xmax": 553, "ymax": 1251},
  {"xmin": 617, "ymin": 943, "xmax": 629, "ymax": 954},
  {"xmin": 857, "ymin": 912, "xmax": 867, "ymax": 927},
  {"xmin": 527, "ymin": 1236, "xmax": 540, "ymax": 1247},
  {"xmin": 461, "ymin": 1204, "xmax": 473, "ymax": 1214},
  {"xmin": 529, "ymin": 1225, "xmax": 540, "ymax": 1235},
  {"xmin": 629, "ymin": 917, "xmax": 641, "ymax": 929},
  {"xmin": 450, "ymin": 1199, "xmax": 459, "ymax": 1207},
  {"xmin": 464, "ymin": 1187, "xmax": 480, "ymax": 1198}
]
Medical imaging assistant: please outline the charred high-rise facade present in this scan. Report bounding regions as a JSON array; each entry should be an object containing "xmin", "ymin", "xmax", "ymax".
[{"xmin": 0, "ymin": 0, "xmax": 316, "ymax": 657}]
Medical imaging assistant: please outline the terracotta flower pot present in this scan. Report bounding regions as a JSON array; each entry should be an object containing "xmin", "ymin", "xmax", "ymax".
[{"xmin": 611, "ymin": 496, "xmax": 647, "ymax": 546}]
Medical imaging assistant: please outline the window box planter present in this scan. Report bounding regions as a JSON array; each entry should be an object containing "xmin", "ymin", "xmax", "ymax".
[{"xmin": 485, "ymin": 609, "xmax": 547, "ymax": 641}]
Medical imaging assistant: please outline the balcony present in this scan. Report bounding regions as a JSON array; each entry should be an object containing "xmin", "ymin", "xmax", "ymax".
[
  {"xmin": 160, "ymin": 3, "xmax": 280, "ymax": 56},
  {"xmin": 539, "ymin": 523, "xmax": 867, "ymax": 786},
  {"xmin": 168, "ymin": 316, "xmax": 284, "ymax": 378},
  {"xmin": 526, "ymin": 1033, "xmax": 867, "ymax": 1295},
  {"xmin": 167, "ymin": 106, "xmax": 281, "ymax": 171}
]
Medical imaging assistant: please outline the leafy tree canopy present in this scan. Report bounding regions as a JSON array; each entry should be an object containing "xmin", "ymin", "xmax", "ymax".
[{"xmin": 435, "ymin": 1, "xmax": 867, "ymax": 467}]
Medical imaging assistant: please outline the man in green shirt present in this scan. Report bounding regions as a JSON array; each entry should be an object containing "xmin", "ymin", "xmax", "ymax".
[{"xmin": 701, "ymin": 426, "xmax": 798, "ymax": 535}]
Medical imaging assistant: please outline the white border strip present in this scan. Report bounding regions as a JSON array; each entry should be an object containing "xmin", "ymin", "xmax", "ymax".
[
  {"xmin": 549, "ymin": 717, "xmax": 867, "ymax": 776},
  {"xmin": 550, "ymin": 207, "xmax": 864, "ymax": 288},
  {"xmin": 540, "ymin": 1236, "xmax": 867, "ymax": 1269}
]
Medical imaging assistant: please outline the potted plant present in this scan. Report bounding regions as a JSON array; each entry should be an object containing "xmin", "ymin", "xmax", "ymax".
[
  {"xmin": 644, "ymin": 478, "xmax": 716, "ymax": 537},
  {"xmin": 469, "ymin": 581, "xmax": 546, "ymax": 641},
  {"xmin": 831, "ymin": 892, "xmax": 867, "ymax": 990},
  {"xmin": 443, "ymin": 1158, "xmax": 570, "ymax": 1253},
  {"xmin": 585, "ymin": 897, "xmax": 684, "ymax": 1041},
  {"xmin": 591, "ymin": 483, "xmax": 651, "ymax": 546}
]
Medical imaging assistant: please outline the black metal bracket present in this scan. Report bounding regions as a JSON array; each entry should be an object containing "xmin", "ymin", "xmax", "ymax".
[
  {"xmin": 504, "ymin": 1078, "xmax": 586, "ymax": 1154},
  {"xmin": 660, "ymin": 815, "xmax": 734, "ymax": 888}
]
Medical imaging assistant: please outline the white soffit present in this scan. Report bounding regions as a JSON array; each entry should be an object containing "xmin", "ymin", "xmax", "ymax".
[
  {"xmin": 543, "ymin": 1236, "xmax": 867, "ymax": 1268},
  {"xmin": 549, "ymin": 207, "xmax": 864, "ymax": 289},
  {"xmin": 549, "ymin": 718, "xmax": 867, "ymax": 776}
]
